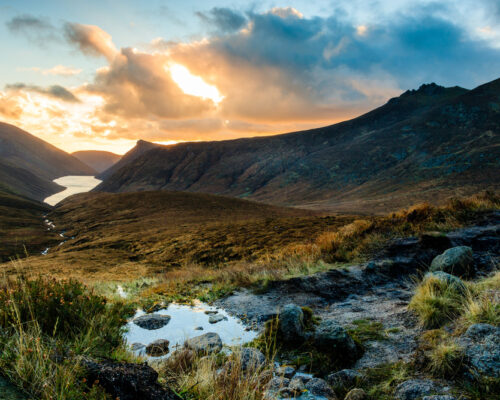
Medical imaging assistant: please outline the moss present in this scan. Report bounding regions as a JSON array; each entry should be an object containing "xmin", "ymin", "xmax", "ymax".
[{"xmin": 347, "ymin": 319, "xmax": 387, "ymax": 344}]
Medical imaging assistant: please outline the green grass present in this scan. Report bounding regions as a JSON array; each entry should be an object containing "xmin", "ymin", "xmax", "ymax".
[{"xmin": 347, "ymin": 319, "xmax": 387, "ymax": 344}]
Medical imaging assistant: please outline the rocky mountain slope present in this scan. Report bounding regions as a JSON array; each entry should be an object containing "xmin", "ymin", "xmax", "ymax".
[
  {"xmin": 0, "ymin": 122, "xmax": 96, "ymax": 200},
  {"xmin": 95, "ymin": 79, "xmax": 500, "ymax": 213},
  {"xmin": 72, "ymin": 150, "xmax": 121, "ymax": 173}
]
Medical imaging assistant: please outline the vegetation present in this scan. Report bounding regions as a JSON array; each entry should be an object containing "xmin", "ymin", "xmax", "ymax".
[{"xmin": 0, "ymin": 272, "xmax": 134, "ymax": 399}]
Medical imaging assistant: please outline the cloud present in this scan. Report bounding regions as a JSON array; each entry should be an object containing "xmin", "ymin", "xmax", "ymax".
[
  {"xmin": 20, "ymin": 65, "xmax": 82, "ymax": 77},
  {"xmin": 5, "ymin": 15, "xmax": 58, "ymax": 44},
  {"xmin": 196, "ymin": 8, "xmax": 247, "ymax": 33},
  {"xmin": 5, "ymin": 83, "xmax": 81, "ymax": 103},
  {"xmin": 64, "ymin": 23, "xmax": 118, "ymax": 60}
]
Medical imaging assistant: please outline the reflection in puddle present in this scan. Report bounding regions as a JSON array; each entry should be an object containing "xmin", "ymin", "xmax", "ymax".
[{"xmin": 124, "ymin": 301, "xmax": 258, "ymax": 357}]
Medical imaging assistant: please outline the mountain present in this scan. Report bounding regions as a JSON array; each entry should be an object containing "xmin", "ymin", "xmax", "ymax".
[
  {"xmin": 72, "ymin": 150, "xmax": 121, "ymax": 173},
  {"xmin": 97, "ymin": 139, "xmax": 158, "ymax": 180},
  {"xmin": 95, "ymin": 78, "xmax": 500, "ymax": 213},
  {"xmin": 0, "ymin": 122, "xmax": 96, "ymax": 200}
]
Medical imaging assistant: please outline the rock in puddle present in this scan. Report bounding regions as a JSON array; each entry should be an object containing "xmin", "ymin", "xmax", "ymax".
[
  {"xmin": 184, "ymin": 332, "xmax": 222, "ymax": 355},
  {"xmin": 146, "ymin": 339, "xmax": 170, "ymax": 357},
  {"xmin": 130, "ymin": 342, "xmax": 145, "ymax": 351},
  {"xmin": 133, "ymin": 314, "xmax": 171, "ymax": 330},
  {"xmin": 209, "ymin": 314, "xmax": 227, "ymax": 324}
]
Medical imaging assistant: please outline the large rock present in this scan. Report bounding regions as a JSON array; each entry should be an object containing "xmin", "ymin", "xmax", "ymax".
[
  {"xmin": 458, "ymin": 323, "xmax": 500, "ymax": 379},
  {"xmin": 145, "ymin": 339, "xmax": 170, "ymax": 357},
  {"xmin": 133, "ymin": 314, "xmax": 171, "ymax": 330},
  {"xmin": 327, "ymin": 369, "xmax": 362, "ymax": 391},
  {"xmin": 423, "ymin": 271, "xmax": 467, "ymax": 294},
  {"xmin": 80, "ymin": 357, "xmax": 180, "ymax": 400},
  {"xmin": 239, "ymin": 347, "xmax": 266, "ymax": 372},
  {"xmin": 430, "ymin": 246, "xmax": 474, "ymax": 277},
  {"xmin": 184, "ymin": 332, "xmax": 222, "ymax": 355},
  {"xmin": 305, "ymin": 378, "xmax": 336, "ymax": 399},
  {"xmin": 313, "ymin": 320, "xmax": 359, "ymax": 365},
  {"xmin": 394, "ymin": 379, "xmax": 442, "ymax": 400},
  {"xmin": 279, "ymin": 304, "xmax": 305, "ymax": 344}
]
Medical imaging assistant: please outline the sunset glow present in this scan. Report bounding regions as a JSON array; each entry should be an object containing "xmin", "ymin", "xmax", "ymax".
[{"xmin": 169, "ymin": 64, "xmax": 224, "ymax": 105}]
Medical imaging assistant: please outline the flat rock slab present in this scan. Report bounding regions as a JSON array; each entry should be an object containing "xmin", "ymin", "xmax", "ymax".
[
  {"xmin": 185, "ymin": 332, "xmax": 222, "ymax": 354},
  {"xmin": 133, "ymin": 314, "xmax": 171, "ymax": 330}
]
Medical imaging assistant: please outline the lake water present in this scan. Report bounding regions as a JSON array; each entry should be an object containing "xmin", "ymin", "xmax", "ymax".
[
  {"xmin": 44, "ymin": 176, "xmax": 101, "ymax": 206},
  {"xmin": 124, "ymin": 301, "xmax": 258, "ymax": 357}
]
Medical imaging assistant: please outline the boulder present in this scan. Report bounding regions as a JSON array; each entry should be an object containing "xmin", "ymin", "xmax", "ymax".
[
  {"xmin": 209, "ymin": 314, "xmax": 227, "ymax": 324},
  {"xmin": 279, "ymin": 304, "xmax": 305, "ymax": 344},
  {"xmin": 133, "ymin": 314, "xmax": 171, "ymax": 330},
  {"xmin": 394, "ymin": 379, "xmax": 442, "ymax": 400},
  {"xmin": 458, "ymin": 323, "xmax": 500, "ymax": 379},
  {"xmin": 288, "ymin": 378, "xmax": 306, "ymax": 396},
  {"xmin": 430, "ymin": 246, "xmax": 474, "ymax": 277},
  {"xmin": 305, "ymin": 378, "xmax": 336, "ymax": 399},
  {"xmin": 313, "ymin": 320, "xmax": 359, "ymax": 365},
  {"xmin": 146, "ymin": 339, "xmax": 170, "ymax": 357},
  {"xmin": 327, "ymin": 369, "xmax": 362, "ymax": 390},
  {"xmin": 80, "ymin": 357, "xmax": 180, "ymax": 400},
  {"xmin": 239, "ymin": 347, "xmax": 266, "ymax": 372},
  {"xmin": 184, "ymin": 332, "xmax": 222, "ymax": 355},
  {"xmin": 344, "ymin": 388, "xmax": 367, "ymax": 400},
  {"xmin": 423, "ymin": 271, "xmax": 467, "ymax": 294},
  {"xmin": 277, "ymin": 365, "xmax": 296, "ymax": 379}
]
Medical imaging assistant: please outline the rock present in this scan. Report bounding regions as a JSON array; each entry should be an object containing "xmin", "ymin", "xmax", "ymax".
[
  {"xmin": 313, "ymin": 320, "xmax": 359, "ymax": 365},
  {"xmin": 277, "ymin": 365, "xmax": 296, "ymax": 379},
  {"xmin": 458, "ymin": 323, "xmax": 500, "ymax": 379},
  {"xmin": 424, "ymin": 271, "xmax": 467, "ymax": 293},
  {"xmin": 185, "ymin": 332, "xmax": 222, "ymax": 355},
  {"xmin": 146, "ymin": 339, "xmax": 170, "ymax": 357},
  {"xmin": 205, "ymin": 310, "xmax": 218, "ymax": 315},
  {"xmin": 327, "ymin": 369, "xmax": 362, "ymax": 390},
  {"xmin": 239, "ymin": 347, "xmax": 266, "ymax": 372},
  {"xmin": 305, "ymin": 378, "xmax": 336, "ymax": 398},
  {"xmin": 133, "ymin": 314, "xmax": 171, "ymax": 330},
  {"xmin": 430, "ymin": 246, "xmax": 474, "ymax": 277},
  {"xmin": 288, "ymin": 378, "xmax": 305, "ymax": 396},
  {"xmin": 344, "ymin": 388, "xmax": 367, "ymax": 400},
  {"xmin": 80, "ymin": 357, "xmax": 180, "ymax": 400},
  {"xmin": 293, "ymin": 372, "xmax": 313, "ymax": 383},
  {"xmin": 265, "ymin": 376, "xmax": 290, "ymax": 392},
  {"xmin": 421, "ymin": 396, "xmax": 456, "ymax": 400},
  {"xmin": 209, "ymin": 314, "xmax": 227, "ymax": 324},
  {"xmin": 194, "ymin": 326, "xmax": 204, "ymax": 330},
  {"xmin": 130, "ymin": 342, "xmax": 145, "ymax": 351},
  {"xmin": 419, "ymin": 232, "xmax": 453, "ymax": 252},
  {"xmin": 394, "ymin": 379, "xmax": 441, "ymax": 400},
  {"xmin": 279, "ymin": 304, "xmax": 305, "ymax": 344}
]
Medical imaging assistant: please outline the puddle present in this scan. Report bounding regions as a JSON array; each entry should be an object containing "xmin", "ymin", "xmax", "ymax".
[
  {"xmin": 124, "ymin": 301, "xmax": 258, "ymax": 357},
  {"xmin": 44, "ymin": 176, "xmax": 102, "ymax": 206}
]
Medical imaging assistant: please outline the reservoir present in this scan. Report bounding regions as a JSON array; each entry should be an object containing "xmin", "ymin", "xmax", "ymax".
[{"xmin": 44, "ymin": 175, "xmax": 101, "ymax": 206}]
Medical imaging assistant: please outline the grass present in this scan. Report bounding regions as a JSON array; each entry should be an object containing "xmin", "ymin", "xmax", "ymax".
[{"xmin": 0, "ymin": 268, "xmax": 135, "ymax": 399}]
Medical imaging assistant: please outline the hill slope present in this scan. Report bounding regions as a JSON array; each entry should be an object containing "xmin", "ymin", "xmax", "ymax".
[
  {"xmin": 0, "ymin": 122, "xmax": 96, "ymax": 200},
  {"xmin": 72, "ymin": 150, "xmax": 121, "ymax": 173},
  {"xmin": 95, "ymin": 79, "xmax": 500, "ymax": 212}
]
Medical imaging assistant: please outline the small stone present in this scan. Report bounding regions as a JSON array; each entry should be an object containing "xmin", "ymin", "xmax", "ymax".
[
  {"xmin": 344, "ymin": 388, "xmax": 367, "ymax": 400},
  {"xmin": 430, "ymin": 246, "xmax": 474, "ymax": 277},
  {"xmin": 133, "ymin": 314, "xmax": 171, "ymax": 330},
  {"xmin": 277, "ymin": 365, "xmax": 296, "ymax": 379},
  {"xmin": 185, "ymin": 332, "xmax": 223, "ymax": 355},
  {"xmin": 305, "ymin": 378, "xmax": 336, "ymax": 398},
  {"xmin": 394, "ymin": 379, "xmax": 441, "ymax": 400},
  {"xmin": 265, "ymin": 376, "xmax": 290, "ymax": 392},
  {"xmin": 194, "ymin": 326, "xmax": 204, "ymax": 330},
  {"xmin": 209, "ymin": 314, "xmax": 227, "ymax": 324},
  {"xmin": 145, "ymin": 339, "xmax": 170, "ymax": 357},
  {"xmin": 422, "ymin": 396, "xmax": 456, "ymax": 400},
  {"xmin": 205, "ymin": 310, "xmax": 218, "ymax": 315},
  {"xmin": 288, "ymin": 378, "xmax": 305, "ymax": 396},
  {"xmin": 293, "ymin": 372, "xmax": 313, "ymax": 383},
  {"xmin": 130, "ymin": 342, "xmax": 145, "ymax": 351}
]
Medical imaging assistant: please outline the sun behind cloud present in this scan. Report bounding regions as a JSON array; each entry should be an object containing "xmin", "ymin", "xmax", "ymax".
[{"xmin": 169, "ymin": 64, "xmax": 224, "ymax": 105}]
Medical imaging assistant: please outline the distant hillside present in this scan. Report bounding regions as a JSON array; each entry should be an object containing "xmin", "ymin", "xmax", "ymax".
[
  {"xmin": 19, "ymin": 190, "xmax": 352, "ymax": 280},
  {"xmin": 0, "ymin": 191, "xmax": 59, "ymax": 262},
  {"xmin": 97, "ymin": 140, "xmax": 158, "ymax": 180},
  {"xmin": 95, "ymin": 78, "xmax": 500, "ymax": 213},
  {"xmin": 0, "ymin": 122, "xmax": 96, "ymax": 200},
  {"xmin": 72, "ymin": 150, "xmax": 121, "ymax": 173}
]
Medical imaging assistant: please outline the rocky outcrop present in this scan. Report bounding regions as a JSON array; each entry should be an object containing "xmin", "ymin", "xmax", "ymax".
[
  {"xmin": 430, "ymin": 246, "xmax": 474, "ymax": 277},
  {"xmin": 458, "ymin": 323, "xmax": 500, "ymax": 379},
  {"xmin": 184, "ymin": 332, "xmax": 222, "ymax": 355},
  {"xmin": 80, "ymin": 357, "xmax": 180, "ymax": 400},
  {"xmin": 133, "ymin": 314, "xmax": 171, "ymax": 330}
]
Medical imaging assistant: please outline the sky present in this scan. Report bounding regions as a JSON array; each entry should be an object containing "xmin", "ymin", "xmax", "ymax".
[{"xmin": 0, "ymin": 0, "xmax": 499, "ymax": 154}]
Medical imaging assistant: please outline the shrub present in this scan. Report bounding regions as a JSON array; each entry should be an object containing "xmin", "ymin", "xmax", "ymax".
[{"xmin": 409, "ymin": 275, "xmax": 466, "ymax": 328}]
